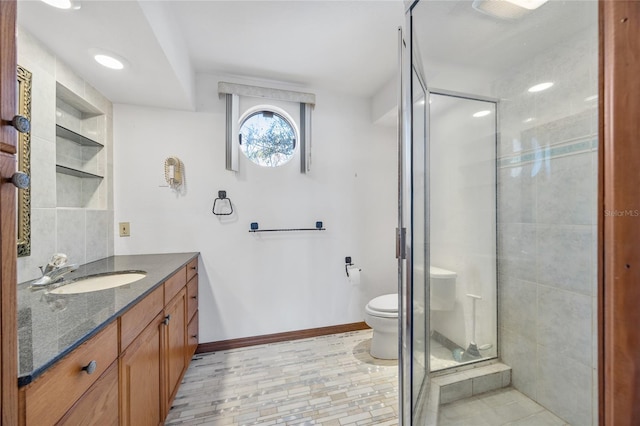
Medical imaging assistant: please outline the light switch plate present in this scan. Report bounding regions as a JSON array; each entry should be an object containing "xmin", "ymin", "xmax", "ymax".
[{"xmin": 119, "ymin": 222, "xmax": 130, "ymax": 237}]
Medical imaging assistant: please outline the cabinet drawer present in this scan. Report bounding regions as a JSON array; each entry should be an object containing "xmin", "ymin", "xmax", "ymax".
[
  {"xmin": 120, "ymin": 285, "xmax": 163, "ymax": 352},
  {"xmin": 23, "ymin": 321, "xmax": 118, "ymax": 426},
  {"xmin": 56, "ymin": 361, "xmax": 119, "ymax": 426},
  {"xmin": 164, "ymin": 266, "xmax": 187, "ymax": 305},
  {"xmin": 187, "ymin": 275, "xmax": 198, "ymax": 321},
  {"xmin": 186, "ymin": 257, "xmax": 198, "ymax": 283},
  {"xmin": 187, "ymin": 312, "xmax": 199, "ymax": 359}
]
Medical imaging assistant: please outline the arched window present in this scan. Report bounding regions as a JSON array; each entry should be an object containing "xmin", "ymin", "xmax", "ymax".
[{"xmin": 239, "ymin": 109, "xmax": 297, "ymax": 167}]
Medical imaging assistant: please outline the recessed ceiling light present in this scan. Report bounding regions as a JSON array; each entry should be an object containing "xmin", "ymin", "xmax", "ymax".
[
  {"xmin": 41, "ymin": 0, "xmax": 80, "ymax": 9},
  {"xmin": 472, "ymin": 0, "xmax": 545, "ymax": 20},
  {"xmin": 473, "ymin": 110, "xmax": 491, "ymax": 118},
  {"xmin": 584, "ymin": 95, "xmax": 598, "ymax": 102},
  {"xmin": 505, "ymin": 0, "xmax": 548, "ymax": 10},
  {"xmin": 528, "ymin": 82, "xmax": 554, "ymax": 93},
  {"xmin": 523, "ymin": 117, "xmax": 535, "ymax": 123},
  {"xmin": 95, "ymin": 54, "xmax": 124, "ymax": 70},
  {"xmin": 90, "ymin": 49, "xmax": 127, "ymax": 70},
  {"xmin": 41, "ymin": 0, "xmax": 71, "ymax": 8}
]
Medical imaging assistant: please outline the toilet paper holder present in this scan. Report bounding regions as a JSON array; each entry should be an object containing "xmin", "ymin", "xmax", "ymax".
[{"xmin": 345, "ymin": 257, "xmax": 361, "ymax": 277}]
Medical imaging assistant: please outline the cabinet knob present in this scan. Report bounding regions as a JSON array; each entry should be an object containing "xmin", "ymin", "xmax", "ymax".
[
  {"xmin": 163, "ymin": 314, "xmax": 171, "ymax": 325},
  {"xmin": 191, "ymin": 295, "xmax": 197, "ymax": 300},
  {"xmin": 82, "ymin": 360, "xmax": 97, "ymax": 375},
  {"xmin": 190, "ymin": 266, "xmax": 197, "ymax": 271},
  {"xmin": 11, "ymin": 115, "xmax": 30, "ymax": 134},
  {"xmin": 5, "ymin": 172, "xmax": 30, "ymax": 189},
  {"xmin": 191, "ymin": 334, "xmax": 198, "ymax": 339}
]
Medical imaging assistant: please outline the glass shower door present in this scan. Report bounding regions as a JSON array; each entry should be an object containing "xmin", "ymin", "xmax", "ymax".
[
  {"xmin": 411, "ymin": 66, "xmax": 429, "ymax": 410},
  {"xmin": 397, "ymin": 22, "xmax": 431, "ymax": 424}
]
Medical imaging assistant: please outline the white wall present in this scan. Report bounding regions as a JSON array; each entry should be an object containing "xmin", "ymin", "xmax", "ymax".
[{"xmin": 114, "ymin": 74, "xmax": 397, "ymax": 343}]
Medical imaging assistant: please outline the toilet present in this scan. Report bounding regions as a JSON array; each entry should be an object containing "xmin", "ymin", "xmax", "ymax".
[
  {"xmin": 364, "ymin": 294, "xmax": 398, "ymax": 359},
  {"xmin": 364, "ymin": 266, "xmax": 457, "ymax": 359},
  {"xmin": 429, "ymin": 266, "xmax": 457, "ymax": 311}
]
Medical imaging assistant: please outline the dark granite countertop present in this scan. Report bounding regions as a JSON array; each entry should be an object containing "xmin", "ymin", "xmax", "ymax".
[{"xmin": 17, "ymin": 252, "xmax": 199, "ymax": 387}]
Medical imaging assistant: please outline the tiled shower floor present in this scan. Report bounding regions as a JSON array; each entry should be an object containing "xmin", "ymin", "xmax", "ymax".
[
  {"xmin": 165, "ymin": 330, "xmax": 398, "ymax": 425},
  {"xmin": 430, "ymin": 338, "xmax": 460, "ymax": 371},
  {"xmin": 438, "ymin": 387, "xmax": 569, "ymax": 426}
]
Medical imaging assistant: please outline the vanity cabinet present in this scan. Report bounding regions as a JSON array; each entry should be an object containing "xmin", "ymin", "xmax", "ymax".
[
  {"xmin": 122, "ymin": 260, "xmax": 198, "ymax": 423},
  {"xmin": 18, "ymin": 257, "xmax": 199, "ymax": 425},
  {"xmin": 18, "ymin": 321, "xmax": 118, "ymax": 426}
]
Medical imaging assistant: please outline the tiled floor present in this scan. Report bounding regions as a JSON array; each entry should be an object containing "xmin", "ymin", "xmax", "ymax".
[
  {"xmin": 165, "ymin": 330, "xmax": 399, "ymax": 425},
  {"xmin": 438, "ymin": 387, "xmax": 569, "ymax": 426},
  {"xmin": 166, "ymin": 330, "xmax": 568, "ymax": 426}
]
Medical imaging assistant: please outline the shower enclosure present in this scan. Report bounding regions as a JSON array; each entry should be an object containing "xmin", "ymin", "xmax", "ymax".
[{"xmin": 400, "ymin": 1, "xmax": 598, "ymax": 424}]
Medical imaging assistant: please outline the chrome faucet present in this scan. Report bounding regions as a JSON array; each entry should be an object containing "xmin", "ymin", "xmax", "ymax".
[{"xmin": 31, "ymin": 254, "xmax": 78, "ymax": 286}]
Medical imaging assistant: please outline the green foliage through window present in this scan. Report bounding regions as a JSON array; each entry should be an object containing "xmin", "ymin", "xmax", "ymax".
[{"xmin": 239, "ymin": 111, "xmax": 296, "ymax": 167}]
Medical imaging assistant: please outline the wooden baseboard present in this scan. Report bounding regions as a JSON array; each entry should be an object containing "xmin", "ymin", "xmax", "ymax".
[{"xmin": 196, "ymin": 322, "xmax": 370, "ymax": 354}]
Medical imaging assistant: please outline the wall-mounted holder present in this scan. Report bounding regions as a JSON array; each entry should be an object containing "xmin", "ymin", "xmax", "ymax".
[
  {"xmin": 164, "ymin": 157, "xmax": 183, "ymax": 189},
  {"xmin": 212, "ymin": 190, "xmax": 233, "ymax": 215},
  {"xmin": 249, "ymin": 221, "xmax": 326, "ymax": 233},
  {"xmin": 345, "ymin": 256, "xmax": 361, "ymax": 277}
]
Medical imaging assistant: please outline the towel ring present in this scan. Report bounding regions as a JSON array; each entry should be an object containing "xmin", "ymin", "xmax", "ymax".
[{"xmin": 212, "ymin": 190, "xmax": 233, "ymax": 216}]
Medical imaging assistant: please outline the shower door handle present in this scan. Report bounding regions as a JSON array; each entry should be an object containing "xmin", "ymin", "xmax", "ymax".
[{"xmin": 396, "ymin": 227, "xmax": 406, "ymax": 259}]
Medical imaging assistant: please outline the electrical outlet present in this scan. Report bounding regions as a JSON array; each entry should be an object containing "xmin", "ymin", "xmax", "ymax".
[{"xmin": 119, "ymin": 222, "xmax": 130, "ymax": 237}]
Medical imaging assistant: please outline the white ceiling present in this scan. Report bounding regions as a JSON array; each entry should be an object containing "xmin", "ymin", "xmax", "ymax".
[
  {"xmin": 412, "ymin": 0, "xmax": 596, "ymax": 98},
  {"xmin": 17, "ymin": 0, "xmax": 405, "ymax": 110}
]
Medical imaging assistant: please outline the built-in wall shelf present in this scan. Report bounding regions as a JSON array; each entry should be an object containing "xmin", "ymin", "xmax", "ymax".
[
  {"xmin": 55, "ymin": 83, "xmax": 107, "ymax": 209},
  {"xmin": 56, "ymin": 165, "xmax": 103, "ymax": 179},
  {"xmin": 56, "ymin": 124, "xmax": 103, "ymax": 148}
]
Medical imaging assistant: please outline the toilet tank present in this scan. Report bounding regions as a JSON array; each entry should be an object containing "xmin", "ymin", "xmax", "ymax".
[{"xmin": 430, "ymin": 266, "xmax": 457, "ymax": 311}]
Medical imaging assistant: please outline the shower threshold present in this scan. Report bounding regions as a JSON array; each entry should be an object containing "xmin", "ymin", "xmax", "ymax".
[{"xmin": 424, "ymin": 362, "xmax": 512, "ymax": 426}]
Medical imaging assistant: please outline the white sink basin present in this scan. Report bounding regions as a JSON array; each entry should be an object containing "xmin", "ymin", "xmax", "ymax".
[{"xmin": 49, "ymin": 271, "xmax": 146, "ymax": 295}]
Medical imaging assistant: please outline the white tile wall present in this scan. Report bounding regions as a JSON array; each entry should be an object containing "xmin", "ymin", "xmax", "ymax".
[
  {"xmin": 496, "ymin": 17, "xmax": 598, "ymax": 425},
  {"xmin": 17, "ymin": 27, "xmax": 114, "ymax": 282}
]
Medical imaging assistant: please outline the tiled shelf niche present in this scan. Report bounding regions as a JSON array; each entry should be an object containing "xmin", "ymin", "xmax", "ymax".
[
  {"xmin": 56, "ymin": 124, "xmax": 103, "ymax": 148},
  {"xmin": 55, "ymin": 164, "xmax": 103, "ymax": 179},
  {"xmin": 55, "ymin": 83, "xmax": 107, "ymax": 209}
]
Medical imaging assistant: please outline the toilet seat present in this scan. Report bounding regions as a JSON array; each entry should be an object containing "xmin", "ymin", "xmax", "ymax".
[{"xmin": 365, "ymin": 294, "xmax": 398, "ymax": 318}]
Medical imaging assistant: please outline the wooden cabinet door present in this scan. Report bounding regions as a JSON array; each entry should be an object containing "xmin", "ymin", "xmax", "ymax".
[
  {"xmin": 164, "ymin": 287, "xmax": 186, "ymax": 414},
  {"xmin": 0, "ymin": 152, "xmax": 17, "ymax": 425},
  {"xmin": 187, "ymin": 313, "xmax": 198, "ymax": 361},
  {"xmin": 186, "ymin": 275, "xmax": 198, "ymax": 322},
  {"xmin": 56, "ymin": 361, "xmax": 118, "ymax": 426},
  {"xmin": 0, "ymin": 1, "xmax": 18, "ymax": 424},
  {"xmin": 120, "ymin": 312, "xmax": 163, "ymax": 426}
]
